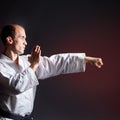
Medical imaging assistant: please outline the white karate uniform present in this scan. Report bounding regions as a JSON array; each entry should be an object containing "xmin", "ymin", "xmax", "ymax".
[{"xmin": 0, "ymin": 53, "xmax": 86, "ymax": 120}]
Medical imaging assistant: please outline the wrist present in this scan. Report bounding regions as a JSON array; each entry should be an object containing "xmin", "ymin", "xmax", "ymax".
[
  {"xmin": 30, "ymin": 64, "xmax": 39, "ymax": 72},
  {"xmin": 84, "ymin": 56, "xmax": 92, "ymax": 63}
]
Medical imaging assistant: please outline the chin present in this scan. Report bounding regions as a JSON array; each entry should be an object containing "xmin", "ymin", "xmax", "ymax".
[{"xmin": 18, "ymin": 51, "xmax": 24, "ymax": 55}]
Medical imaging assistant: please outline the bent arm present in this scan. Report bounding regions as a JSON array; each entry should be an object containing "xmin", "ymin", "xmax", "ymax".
[{"xmin": 0, "ymin": 66, "xmax": 39, "ymax": 95}]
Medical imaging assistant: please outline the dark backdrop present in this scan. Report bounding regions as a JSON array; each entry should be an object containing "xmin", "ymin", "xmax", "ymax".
[{"xmin": 0, "ymin": 0, "xmax": 120, "ymax": 120}]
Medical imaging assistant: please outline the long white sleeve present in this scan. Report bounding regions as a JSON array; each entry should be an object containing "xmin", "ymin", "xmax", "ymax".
[{"xmin": 36, "ymin": 53, "xmax": 86, "ymax": 79}]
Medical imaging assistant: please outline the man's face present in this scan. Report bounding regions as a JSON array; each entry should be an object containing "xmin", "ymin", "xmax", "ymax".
[{"xmin": 12, "ymin": 26, "xmax": 27, "ymax": 54}]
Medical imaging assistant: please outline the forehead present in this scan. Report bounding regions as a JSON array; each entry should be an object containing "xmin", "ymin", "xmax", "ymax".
[{"xmin": 15, "ymin": 25, "xmax": 26, "ymax": 36}]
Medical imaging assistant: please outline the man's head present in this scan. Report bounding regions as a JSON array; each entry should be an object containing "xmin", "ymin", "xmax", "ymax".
[{"xmin": 0, "ymin": 24, "xmax": 27, "ymax": 54}]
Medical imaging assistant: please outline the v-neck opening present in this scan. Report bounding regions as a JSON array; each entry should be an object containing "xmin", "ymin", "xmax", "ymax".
[{"xmin": 0, "ymin": 54, "xmax": 24, "ymax": 72}]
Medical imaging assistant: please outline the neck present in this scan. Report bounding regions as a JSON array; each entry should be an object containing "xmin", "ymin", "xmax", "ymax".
[{"xmin": 3, "ymin": 49, "xmax": 19, "ymax": 65}]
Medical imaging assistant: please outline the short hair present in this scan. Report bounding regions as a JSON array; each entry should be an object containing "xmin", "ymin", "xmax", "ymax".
[{"xmin": 0, "ymin": 24, "xmax": 16, "ymax": 45}]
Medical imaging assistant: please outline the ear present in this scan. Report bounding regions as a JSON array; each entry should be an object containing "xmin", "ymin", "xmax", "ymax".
[{"xmin": 6, "ymin": 36, "xmax": 13, "ymax": 45}]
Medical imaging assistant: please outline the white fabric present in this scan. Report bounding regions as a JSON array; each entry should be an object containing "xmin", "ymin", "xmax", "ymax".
[{"xmin": 0, "ymin": 53, "xmax": 86, "ymax": 120}]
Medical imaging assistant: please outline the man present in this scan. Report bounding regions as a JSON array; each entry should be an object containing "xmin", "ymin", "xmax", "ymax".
[{"xmin": 0, "ymin": 24, "xmax": 103, "ymax": 120}]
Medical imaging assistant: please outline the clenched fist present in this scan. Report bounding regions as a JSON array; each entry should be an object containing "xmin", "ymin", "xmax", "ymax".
[{"xmin": 84, "ymin": 56, "xmax": 103, "ymax": 68}]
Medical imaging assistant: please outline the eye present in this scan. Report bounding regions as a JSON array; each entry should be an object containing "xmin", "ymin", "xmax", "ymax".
[{"xmin": 19, "ymin": 36, "xmax": 26, "ymax": 39}]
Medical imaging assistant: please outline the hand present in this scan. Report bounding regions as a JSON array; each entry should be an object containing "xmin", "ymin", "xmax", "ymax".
[
  {"xmin": 85, "ymin": 56, "xmax": 103, "ymax": 68},
  {"xmin": 28, "ymin": 45, "xmax": 41, "ymax": 71}
]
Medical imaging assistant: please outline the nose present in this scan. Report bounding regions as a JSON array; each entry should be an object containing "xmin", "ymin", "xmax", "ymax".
[{"xmin": 24, "ymin": 39, "xmax": 27, "ymax": 46}]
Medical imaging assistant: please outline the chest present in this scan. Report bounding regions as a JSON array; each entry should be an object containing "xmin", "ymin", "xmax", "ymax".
[{"xmin": 0, "ymin": 56, "xmax": 30, "ymax": 76}]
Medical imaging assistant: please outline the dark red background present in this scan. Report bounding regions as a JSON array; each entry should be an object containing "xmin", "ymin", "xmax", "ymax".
[{"xmin": 0, "ymin": 1, "xmax": 120, "ymax": 120}]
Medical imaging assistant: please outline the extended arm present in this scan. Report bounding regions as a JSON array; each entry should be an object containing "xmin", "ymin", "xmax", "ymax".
[
  {"xmin": 28, "ymin": 45, "xmax": 103, "ymax": 80},
  {"xmin": 30, "ymin": 46, "xmax": 103, "ymax": 80}
]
